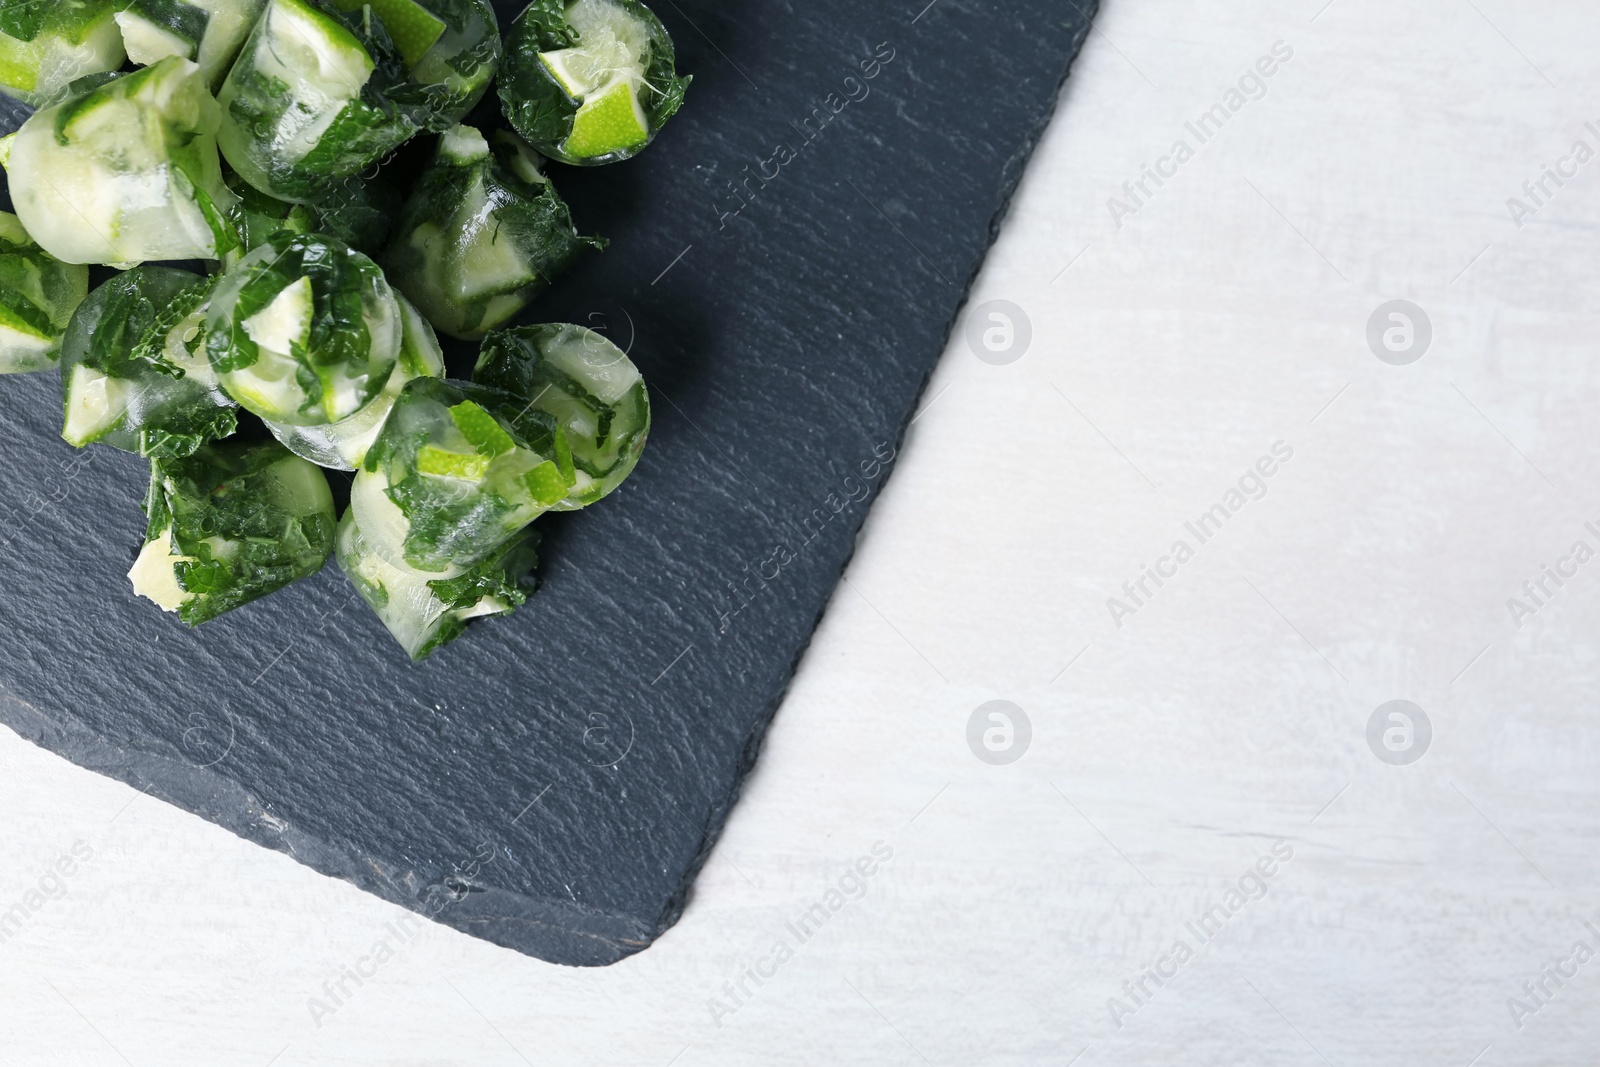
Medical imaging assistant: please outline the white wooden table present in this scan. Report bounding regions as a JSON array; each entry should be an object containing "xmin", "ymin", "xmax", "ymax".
[{"xmin": 5, "ymin": 1, "xmax": 1599, "ymax": 1063}]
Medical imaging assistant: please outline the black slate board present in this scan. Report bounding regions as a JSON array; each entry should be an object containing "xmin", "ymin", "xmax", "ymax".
[{"xmin": 0, "ymin": 0, "xmax": 1094, "ymax": 964}]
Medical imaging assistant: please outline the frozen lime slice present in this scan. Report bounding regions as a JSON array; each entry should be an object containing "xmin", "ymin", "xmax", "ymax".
[
  {"xmin": 0, "ymin": 297, "xmax": 49, "ymax": 341},
  {"xmin": 438, "ymin": 123, "xmax": 490, "ymax": 163},
  {"xmin": 448, "ymin": 400, "xmax": 514, "ymax": 457},
  {"xmin": 563, "ymin": 75, "xmax": 649, "ymax": 160},
  {"xmin": 0, "ymin": 45, "xmax": 37, "ymax": 93},
  {"xmin": 522, "ymin": 459, "xmax": 568, "ymax": 505},
  {"xmin": 417, "ymin": 444, "xmax": 490, "ymax": 480},
  {"xmin": 539, "ymin": 47, "xmax": 601, "ymax": 98},
  {"xmin": 62, "ymin": 364, "xmax": 128, "ymax": 445},
  {"xmin": 115, "ymin": 10, "xmax": 195, "ymax": 65},
  {"xmin": 243, "ymin": 276, "xmax": 313, "ymax": 355},
  {"xmin": 327, "ymin": 0, "xmax": 444, "ymax": 66},
  {"xmin": 539, "ymin": 20, "xmax": 640, "ymax": 99},
  {"xmin": 129, "ymin": 527, "xmax": 197, "ymax": 612}
]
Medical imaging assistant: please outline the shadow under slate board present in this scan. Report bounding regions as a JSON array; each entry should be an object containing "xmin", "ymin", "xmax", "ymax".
[{"xmin": 0, "ymin": 0, "xmax": 1094, "ymax": 965}]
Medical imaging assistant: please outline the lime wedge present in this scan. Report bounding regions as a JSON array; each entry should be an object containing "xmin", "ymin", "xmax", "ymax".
[
  {"xmin": 522, "ymin": 460, "xmax": 568, "ymax": 505},
  {"xmin": 448, "ymin": 400, "xmax": 515, "ymax": 457},
  {"xmin": 326, "ymin": 0, "xmax": 444, "ymax": 66},
  {"xmin": 129, "ymin": 527, "xmax": 195, "ymax": 612},
  {"xmin": 115, "ymin": 10, "xmax": 195, "ymax": 65},
  {"xmin": 242, "ymin": 275, "xmax": 313, "ymax": 355},
  {"xmin": 0, "ymin": 40, "xmax": 39, "ymax": 93},
  {"xmin": 438, "ymin": 124, "xmax": 490, "ymax": 162},
  {"xmin": 539, "ymin": 47, "xmax": 600, "ymax": 98},
  {"xmin": 563, "ymin": 76, "xmax": 649, "ymax": 160},
  {"xmin": 417, "ymin": 444, "xmax": 490, "ymax": 480},
  {"xmin": 62, "ymin": 364, "xmax": 127, "ymax": 445},
  {"xmin": 0, "ymin": 297, "xmax": 49, "ymax": 339}
]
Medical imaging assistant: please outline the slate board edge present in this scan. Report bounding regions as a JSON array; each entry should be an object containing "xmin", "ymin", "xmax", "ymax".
[
  {"xmin": 0, "ymin": 687, "xmax": 652, "ymax": 965},
  {"xmin": 0, "ymin": 9, "xmax": 1098, "ymax": 968},
  {"xmin": 640, "ymin": 6, "xmax": 1099, "ymax": 956}
]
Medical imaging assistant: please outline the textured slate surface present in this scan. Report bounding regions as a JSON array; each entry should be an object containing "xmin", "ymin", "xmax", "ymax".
[{"xmin": 0, "ymin": 0, "xmax": 1094, "ymax": 965}]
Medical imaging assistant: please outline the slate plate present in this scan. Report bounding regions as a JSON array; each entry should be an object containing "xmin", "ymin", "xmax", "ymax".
[{"xmin": 0, "ymin": 0, "xmax": 1094, "ymax": 965}]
